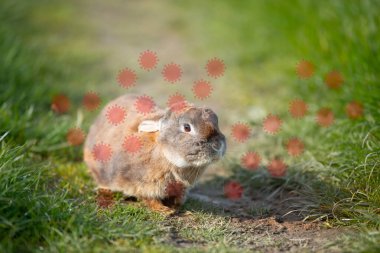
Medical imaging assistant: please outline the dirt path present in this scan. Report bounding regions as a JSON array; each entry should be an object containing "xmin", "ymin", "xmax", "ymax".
[
  {"xmin": 183, "ymin": 185, "xmax": 343, "ymax": 252},
  {"xmin": 79, "ymin": 0, "xmax": 345, "ymax": 251}
]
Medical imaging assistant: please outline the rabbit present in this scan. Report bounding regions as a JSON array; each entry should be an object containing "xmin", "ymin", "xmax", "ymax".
[{"xmin": 84, "ymin": 94, "xmax": 226, "ymax": 214}]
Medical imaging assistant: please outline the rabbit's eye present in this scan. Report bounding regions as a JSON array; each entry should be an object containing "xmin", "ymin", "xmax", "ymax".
[{"xmin": 183, "ymin": 123, "xmax": 191, "ymax": 133}]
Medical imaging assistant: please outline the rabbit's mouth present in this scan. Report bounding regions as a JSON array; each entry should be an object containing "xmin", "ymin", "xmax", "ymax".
[
  {"xmin": 163, "ymin": 146, "xmax": 222, "ymax": 169},
  {"xmin": 211, "ymin": 139, "xmax": 226, "ymax": 157},
  {"xmin": 190, "ymin": 156, "xmax": 215, "ymax": 167},
  {"xmin": 188, "ymin": 139, "xmax": 225, "ymax": 165},
  {"xmin": 186, "ymin": 146, "xmax": 224, "ymax": 167}
]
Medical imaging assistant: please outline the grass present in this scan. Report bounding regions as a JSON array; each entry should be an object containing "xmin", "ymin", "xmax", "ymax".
[{"xmin": 1, "ymin": 0, "xmax": 380, "ymax": 252}]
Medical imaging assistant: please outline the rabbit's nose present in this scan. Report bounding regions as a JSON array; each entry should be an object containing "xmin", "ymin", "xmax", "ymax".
[
  {"xmin": 211, "ymin": 141, "xmax": 222, "ymax": 152},
  {"xmin": 211, "ymin": 140, "xmax": 226, "ymax": 156},
  {"xmin": 211, "ymin": 138, "xmax": 226, "ymax": 156}
]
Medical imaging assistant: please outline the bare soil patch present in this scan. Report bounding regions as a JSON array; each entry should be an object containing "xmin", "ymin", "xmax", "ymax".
[{"xmin": 157, "ymin": 182, "xmax": 345, "ymax": 252}]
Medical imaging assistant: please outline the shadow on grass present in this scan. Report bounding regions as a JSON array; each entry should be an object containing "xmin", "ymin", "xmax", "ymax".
[{"xmin": 180, "ymin": 164, "xmax": 348, "ymax": 224}]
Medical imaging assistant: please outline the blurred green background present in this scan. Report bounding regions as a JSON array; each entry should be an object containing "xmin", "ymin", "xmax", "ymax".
[{"xmin": 1, "ymin": 0, "xmax": 379, "ymax": 252}]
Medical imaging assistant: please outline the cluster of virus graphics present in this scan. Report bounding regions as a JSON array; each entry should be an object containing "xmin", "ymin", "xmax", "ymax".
[
  {"xmin": 53, "ymin": 52, "xmax": 363, "ymax": 203},
  {"xmin": 52, "ymin": 49, "xmax": 226, "ymax": 171},
  {"xmin": 296, "ymin": 59, "xmax": 363, "ymax": 121},
  {"xmin": 225, "ymin": 59, "xmax": 364, "ymax": 201}
]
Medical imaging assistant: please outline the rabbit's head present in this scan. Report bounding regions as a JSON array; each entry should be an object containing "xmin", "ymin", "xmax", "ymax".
[{"xmin": 138, "ymin": 106, "xmax": 226, "ymax": 168}]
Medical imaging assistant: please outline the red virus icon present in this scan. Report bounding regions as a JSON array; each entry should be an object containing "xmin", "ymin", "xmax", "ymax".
[
  {"xmin": 122, "ymin": 135, "xmax": 143, "ymax": 154},
  {"xmin": 106, "ymin": 104, "xmax": 126, "ymax": 125},
  {"xmin": 263, "ymin": 114, "xmax": 282, "ymax": 134},
  {"xmin": 231, "ymin": 123, "xmax": 251, "ymax": 142},
  {"xmin": 206, "ymin": 57, "xmax": 225, "ymax": 78},
  {"xmin": 224, "ymin": 181, "xmax": 244, "ymax": 200},
  {"xmin": 83, "ymin": 91, "xmax": 101, "ymax": 111},
  {"xmin": 346, "ymin": 101, "xmax": 364, "ymax": 120},
  {"xmin": 165, "ymin": 181, "xmax": 185, "ymax": 199},
  {"xmin": 134, "ymin": 95, "xmax": 155, "ymax": 115},
  {"xmin": 167, "ymin": 92, "xmax": 187, "ymax": 113},
  {"xmin": 162, "ymin": 63, "xmax": 182, "ymax": 83},
  {"xmin": 96, "ymin": 188, "xmax": 115, "ymax": 209},
  {"xmin": 325, "ymin": 70, "xmax": 343, "ymax": 89},
  {"xmin": 241, "ymin": 151, "xmax": 261, "ymax": 170},
  {"xmin": 139, "ymin": 50, "xmax": 158, "ymax": 71},
  {"xmin": 286, "ymin": 138, "xmax": 305, "ymax": 157},
  {"xmin": 51, "ymin": 94, "xmax": 70, "ymax": 114},
  {"xmin": 296, "ymin": 60, "xmax": 314, "ymax": 79},
  {"xmin": 117, "ymin": 68, "xmax": 137, "ymax": 89},
  {"xmin": 316, "ymin": 108, "xmax": 334, "ymax": 127},
  {"xmin": 66, "ymin": 127, "xmax": 85, "ymax": 146},
  {"xmin": 289, "ymin": 99, "xmax": 308, "ymax": 118},
  {"xmin": 192, "ymin": 80, "xmax": 213, "ymax": 100},
  {"xmin": 268, "ymin": 159, "xmax": 287, "ymax": 177},
  {"xmin": 92, "ymin": 142, "xmax": 112, "ymax": 162}
]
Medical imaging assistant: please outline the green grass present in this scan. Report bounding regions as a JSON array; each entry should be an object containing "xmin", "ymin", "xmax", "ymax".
[
  {"xmin": 1, "ymin": 0, "xmax": 380, "ymax": 252},
  {"xmin": 0, "ymin": 140, "xmax": 168, "ymax": 251}
]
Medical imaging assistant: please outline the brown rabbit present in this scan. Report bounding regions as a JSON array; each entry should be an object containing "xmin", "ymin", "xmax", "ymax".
[{"xmin": 84, "ymin": 94, "xmax": 226, "ymax": 214}]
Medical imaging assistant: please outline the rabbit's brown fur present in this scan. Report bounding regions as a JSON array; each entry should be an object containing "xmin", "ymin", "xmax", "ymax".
[{"xmin": 84, "ymin": 94, "xmax": 226, "ymax": 213}]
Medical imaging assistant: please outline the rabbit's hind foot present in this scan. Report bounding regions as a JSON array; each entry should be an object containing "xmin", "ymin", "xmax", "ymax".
[{"xmin": 142, "ymin": 198, "xmax": 177, "ymax": 216}]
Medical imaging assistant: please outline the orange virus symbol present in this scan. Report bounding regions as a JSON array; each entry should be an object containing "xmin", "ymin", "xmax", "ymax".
[
  {"xmin": 263, "ymin": 114, "xmax": 282, "ymax": 134},
  {"xmin": 83, "ymin": 91, "xmax": 101, "ymax": 111},
  {"xmin": 206, "ymin": 57, "xmax": 225, "ymax": 78},
  {"xmin": 241, "ymin": 151, "xmax": 261, "ymax": 170},
  {"xmin": 325, "ymin": 70, "xmax": 343, "ymax": 89},
  {"xmin": 224, "ymin": 181, "xmax": 244, "ymax": 200},
  {"xmin": 162, "ymin": 63, "xmax": 182, "ymax": 83},
  {"xmin": 316, "ymin": 108, "xmax": 334, "ymax": 127},
  {"xmin": 289, "ymin": 99, "xmax": 308, "ymax": 118},
  {"xmin": 192, "ymin": 79, "xmax": 213, "ymax": 100},
  {"xmin": 167, "ymin": 92, "xmax": 187, "ymax": 113},
  {"xmin": 268, "ymin": 159, "xmax": 287, "ymax": 177},
  {"xmin": 51, "ymin": 94, "xmax": 70, "ymax": 114},
  {"xmin": 106, "ymin": 104, "xmax": 126, "ymax": 125},
  {"xmin": 296, "ymin": 60, "xmax": 314, "ymax": 79},
  {"xmin": 346, "ymin": 101, "xmax": 363, "ymax": 120},
  {"xmin": 96, "ymin": 188, "xmax": 115, "ymax": 209},
  {"xmin": 286, "ymin": 138, "xmax": 304, "ymax": 157},
  {"xmin": 134, "ymin": 95, "xmax": 155, "ymax": 115},
  {"xmin": 139, "ymin": 50, "xmax": 158, "ymax": 71},
  {"xmin": 66, "ymin": 127, "xmax": 85, "ymax": 146},
  {"xmin": 92, "ymin": 142, "xmax": 112, "ymax": 162},
  {"xmin": 117, "ymin": 68, "xmax": 137, "ymax": 89},
  {"xmin": 231, "ymin": 123, "xmax": 251, "ymax": 142},
  {"xmin": 165, "ymin": 181, "xmax": 185, "ymax": 199},
  {"xmin": 122, "ymin": 135, "xmax": 143, "ymax": 154}
]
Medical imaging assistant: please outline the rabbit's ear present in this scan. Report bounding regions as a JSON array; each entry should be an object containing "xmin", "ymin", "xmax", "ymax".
[{"xmin": 138, "ymin": 119, "xmax": 162, "ymax": 132}]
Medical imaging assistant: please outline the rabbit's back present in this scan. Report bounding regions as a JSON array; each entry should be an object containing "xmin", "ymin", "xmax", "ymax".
[{"xmin": 83, "ymin": 94, "xmax": 164, "ymax": 188}]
